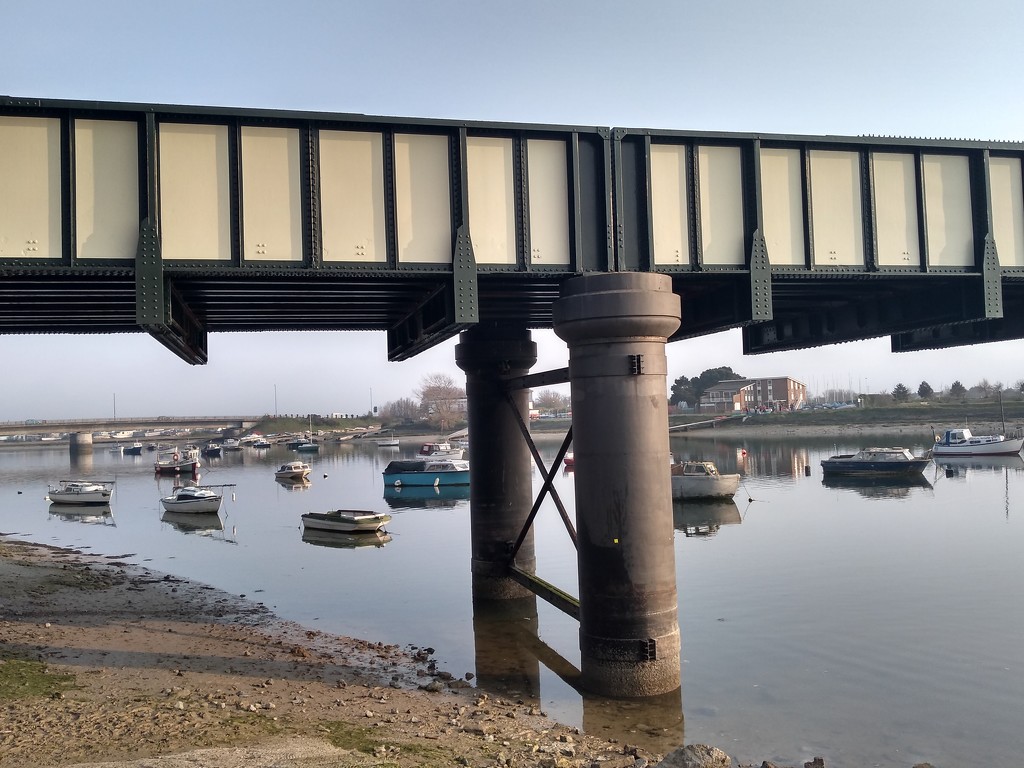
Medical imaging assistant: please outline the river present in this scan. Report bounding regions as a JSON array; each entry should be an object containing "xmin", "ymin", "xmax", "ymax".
[{"xmin": 1, "ymin": 432, "xmax": 1022, "ymax": 768}]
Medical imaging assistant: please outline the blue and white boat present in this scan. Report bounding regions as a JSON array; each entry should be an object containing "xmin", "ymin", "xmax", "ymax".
[
  {"xmin": 821, "ymin": 447, "xmax": 930, "ymax": 477},
  {"xmin": 382, "ymin": 458, "xmax": 470, "ymax": 487}
]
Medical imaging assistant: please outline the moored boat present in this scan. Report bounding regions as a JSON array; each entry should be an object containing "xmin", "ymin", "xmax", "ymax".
[
  {"xmin": 301, "ymin": 509, "xmax": 392, "ymax": 533},
  {"xmin": 417, "ymin": 441, "xmax": 463, "ymax": 459},
  {"xmin": 123, "ymin": 442, "xmax": 144, "ymax": 456},
  {"xmin": 201, "ymin": 442, "xmax": 222, "ymax": 457},
  {"xmin": 221, "ymin": 438, "xmax": 242, "ymax": 451},
  {"xmin": 160, "ymin": 484, "xmax": 223, "ymax": 514},
  {"xmin": 274, "ymin": 460, "xmax": 311, "ymax": 480},
  {"xmin": 670, "ymin": 460, "xmax": 741, "ymax": 500},
  {"xmin": 382, "ymin": 458, "xmax": 470, "ymax": 487},
  {"xmin": 154, "ymin": 447, "xmax": 201, "ymax": 475},
  {"xmin": 47, "ymin": 479, "xmax": 114, "ymax": 505},
  {"xmin": 821, "ymin": 447, "xmax": 931, "ymax": 476},
  {"xmin": 931, "ymin": 427, "xmax": 1024, "ymax": 457}
]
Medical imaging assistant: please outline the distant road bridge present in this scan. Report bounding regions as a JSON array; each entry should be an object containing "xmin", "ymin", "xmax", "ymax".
[
  {"xmin": 5, "ymin": 95, "xmax": 1024, "ymax": 700},
  {"xmin": 0, "ymin": 416, "xmax": 258, "ymax": 437},
  {"xmin": 2, "ymin": 96, "xmax": 1023, "ymax": 363}
]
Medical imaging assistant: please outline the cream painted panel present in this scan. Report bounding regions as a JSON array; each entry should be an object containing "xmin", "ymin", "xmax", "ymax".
[
  {"xmin": 0, "ymin": 116, "xmax": 61, "ymax": 258},
  {"xmin": 650, "ymin": 144, "xmax": 690, "ymax": 266},
  {"xmin": 159, "ymin": 123, "xmax": 231, "ymax": 261},
  {"xmin": 75, "ymin": 119, "xmax": 139, "ymax": 260},
  {"xmin": 467, "ymin": 137, "xmax": 515, "ymax": 264},
  {"xmin": 527, "ymin": 139, "xmax": 569, "ymax": 266},
  {"xmin": 697, "ymin": 145, "xmax": 745, "ymax": 265},
  {"xmin": 395, "ymin": 133, "xmax": 451, "ymax": 263},
  {"xmin": 871, "ymin": 152, "xmax": 920, "ymax": 267},
  {"xmin": 759, "ymin": 148, "xmax": 804, "ymax": 266},
  {"xmin": 319, "ymin": 130, "xmax": 386, "ymax": 263},
  {"xmin": 241, "ymin": 126, "xmax": 303, "ymax": 261},
  {"xmin": 923, "ymin": 154, "xmax": 974, "ymax": 267},
  {"xmin": 990, "ymin": 156, "xmax": 1024, "ymax": 267},
  {"xmin": 809, "ymin": 149, "xmax": 863, "ymax": 266}
]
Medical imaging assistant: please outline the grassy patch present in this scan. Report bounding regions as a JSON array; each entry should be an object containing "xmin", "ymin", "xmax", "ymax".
[{"xmin": 0, "ymin": 654, "xmax": 76, "ymax": 700}]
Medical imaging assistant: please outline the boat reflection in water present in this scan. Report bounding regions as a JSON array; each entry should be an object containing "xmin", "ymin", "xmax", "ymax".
[
  {"xmin": 276, "ymin": 477, "xmax": 312, "ymax": 491},
  {"xmin": 383, "ymin": 484, "xmax": 471, "ymax": 510},
  {"xmin": 160, "ymin": 511, "xmax": 224, "ymax": 534},
  {"xmin": 301, "ymin": 528, "xmax": 391, "ymax": 549},
  {"xmin": 48, "ymin": 503, "xmax": 115, "ymax": 526},
  {"xmin": 934, "ymin": 454, "xmax": 1024, "ymax": 479},
  {"xmin": 821, "ymin": 473, "xmax": 933, "ymax": 499},
  {"xmin": 671, "ymin": 498, "xmax": 741, "ymax": 538}
]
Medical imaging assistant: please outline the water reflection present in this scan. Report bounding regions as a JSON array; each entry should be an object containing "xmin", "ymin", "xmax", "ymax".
[
  {"xmin": 160, "ymin": 510, "xmax": 224, "ymax": 533},
  {"xmin": 934, "ymin": 454, "xmax": 1024, "ymax": 478},
  {"xmin": 471, "ymin": 595, "xmax": 685, "ymax": 755},
  {"xmin": 301, "ymin": 528, "xmax": 391, "ymax": 549},
  {"xmin": 276, "ymin": 477, "xmax": 312, "ymax": 491},
  {"xmin": 383, "ymin": 484, "xmax": 471, "ymax": 509},
  {"xmin": 821, "ymin": 474, "xmax": 934, "ymax": 499},
  {"xmin": 48, "ymin": 502, "xmax": 114, "ymax": 525},
  {"xmin": 672, "ymin": 499, "xmax": 742, "ymax": 537}
]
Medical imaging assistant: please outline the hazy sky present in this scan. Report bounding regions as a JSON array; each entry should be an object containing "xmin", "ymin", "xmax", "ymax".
[{"xmin": 4, "ymin": 0, "xmax": 1024, "ymax": 420}]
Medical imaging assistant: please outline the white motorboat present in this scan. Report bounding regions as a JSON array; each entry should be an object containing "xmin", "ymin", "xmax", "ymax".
[
  {"xmin": 416, "ymin": 441, "xmax": 463, "ymax": 459},
  {"xmin": 301, "ymin": 509, "xmax": 392, "ymax": 533},
  {"xmin": 931, "ymin": 427, "xmax": 1024, "ymax": 457},
  {"xmin": 221, "ymin": 438, "xmax": 242, "ymax": 451},
  {"xmin": 47, "ymin": 479, "xmax": 114, "ymax": 506},
  {"xmin": 274, "ymin": 460, "xmax": 311, "ymax": 480},
  {"xmin": 160, "ymin": 484, "xmax": 223, "ymax": 514},
  {"xmin": 670, "ymin": 461, "xmax": 741, "ymax": 499}
]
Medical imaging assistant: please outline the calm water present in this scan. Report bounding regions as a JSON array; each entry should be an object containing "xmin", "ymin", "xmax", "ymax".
[{"xmin": 2, "ymin": 434, "xmax": 1023, "ymax": 768}]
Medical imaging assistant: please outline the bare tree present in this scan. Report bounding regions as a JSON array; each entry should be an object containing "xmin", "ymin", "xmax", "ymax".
[
  {"xmin": 415, "ymin": 373, "xmax": 466, "ymax": 430},
  {"xmin": 381, "ymin": 397, "xmax": 420, "ymax": 422},
  {"xmin": 533, "ymin": 388, "xmax": 570, "ymax": 412}
]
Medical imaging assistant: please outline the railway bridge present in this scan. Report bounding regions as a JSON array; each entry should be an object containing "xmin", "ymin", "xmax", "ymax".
[{"xmin": 3, "ymin": 95, "xmax": 1023, "ymax": 698}]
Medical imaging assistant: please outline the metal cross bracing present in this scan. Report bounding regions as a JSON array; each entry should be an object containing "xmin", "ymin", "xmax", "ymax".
[
  {"xmin": 3, "ymin": 95, "xmax": 1024, "ymax": 364},
  {"xmin": 498, "ymin": 366, "xmax": 580, "ymax": 621}
]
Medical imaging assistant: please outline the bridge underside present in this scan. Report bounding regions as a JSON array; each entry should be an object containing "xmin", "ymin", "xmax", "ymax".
[{"xmin": 1, "ymin": 268, "xmax": 1021, "ymax": 363}]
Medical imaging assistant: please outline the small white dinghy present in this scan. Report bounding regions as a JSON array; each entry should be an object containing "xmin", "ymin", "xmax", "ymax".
[{"xmin": 301, "ymin": 509, "xmax": 392, "ymax": 534}]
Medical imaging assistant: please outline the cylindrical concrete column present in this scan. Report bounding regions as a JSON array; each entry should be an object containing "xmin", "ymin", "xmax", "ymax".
[
  {"xmin": 69, "ymin": 431, "xmax": 94, "ymax": 456},
  {"xmin": 455, "ymin": 324, "xmax": 538, "ymax": 600},
  {"xmin": 553, "ymin": 272, "xmax": 682, "ymax": 698}
]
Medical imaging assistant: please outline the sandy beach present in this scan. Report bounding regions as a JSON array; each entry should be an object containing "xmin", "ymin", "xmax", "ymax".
[{"xmin": 0, "ymin": 538, "xmax": 657, "ymax": 768}]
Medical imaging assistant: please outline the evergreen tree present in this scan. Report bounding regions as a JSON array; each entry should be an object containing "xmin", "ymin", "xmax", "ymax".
[
  {"xmin": 917, "ymin": 381, "xmax": 934, "ymax": 399},
  {"xmin": 891, "ymin": 383, "xmax": 911, "ymax": 402}
]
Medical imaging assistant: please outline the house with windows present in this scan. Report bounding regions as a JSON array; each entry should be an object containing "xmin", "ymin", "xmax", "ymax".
[{"xmin": 699, "ymin": 377, "xmax": 807, "ymax": 413}]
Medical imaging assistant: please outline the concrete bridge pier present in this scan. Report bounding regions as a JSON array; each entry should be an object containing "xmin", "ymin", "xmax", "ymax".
[
  {"xmin": 553, "ymin": 272, "xmax": 682, "ymax": 698},
  {"xmin": 455, "ymin": 324, "xmax": 538, "ymax": 600},
  {"xmin": 69, "ymin": 431, "xmax": 94, "ymax": 456}
]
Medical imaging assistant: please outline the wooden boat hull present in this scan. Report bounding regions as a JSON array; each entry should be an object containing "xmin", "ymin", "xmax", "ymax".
[
  {"xmin": 671, "ymin": 474, "xmax": 741, "ymax": 500},
  {"xmin": 301, "ymin": 510, "xmax": 391, "ymax": 533}
]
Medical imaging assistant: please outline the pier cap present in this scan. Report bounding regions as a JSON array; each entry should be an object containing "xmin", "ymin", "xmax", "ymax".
[{"xmin": 553, "ymin": 273, "xmax": 680, "ymax": 344}]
